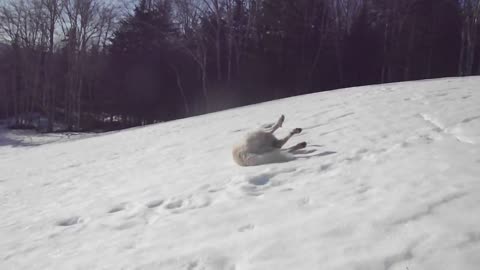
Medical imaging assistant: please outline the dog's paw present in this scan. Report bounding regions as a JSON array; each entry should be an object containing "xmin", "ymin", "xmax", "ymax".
[
  {"xmin": 291, "ymin": 128, "xmax": 302, "ymax": 134},
  {"xmin": 278, "ymin": 115, "xmax": 285, "ymax": 127},
  {"xmin": 297, "ymin": 142, "xmax": 307, "ymax": 149}
]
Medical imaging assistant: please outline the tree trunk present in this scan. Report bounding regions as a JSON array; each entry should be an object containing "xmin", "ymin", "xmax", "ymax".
[
  {"xmin": 458, "ymin": 29, "xmax": 465, "ymax": 76},
  {"xmin": 214, "ymin": 0, "xmax": 222, "ymax": 82},
  {"xmin": 171, "ymin": 64, "xmax": 190, "ymax": 117},
  {"xmin": 404, "ymin": 23, "xmax": 415, "ymax": 81},
  {"xmin": 47, "ymin": 85, "xmax": 55, "ymax": 132},
  {"xmin": 216, "ymin": 29, "xmax": 222, "ymax": 81},
  {"xmin": 227, "ymin": 35, "xmax": 233, "ymax": 83},
  {"xmin": 201, "ymin": 66, "xmax": 209, "ymax": 112}
]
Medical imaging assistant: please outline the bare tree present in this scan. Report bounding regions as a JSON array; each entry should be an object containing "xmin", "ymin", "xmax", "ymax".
[
  {"xmin": 458, "ymin": 0, "xmax": 480, "ymax": 76},
  {"xmin": 0, "ymin": 0, "xmax": 47, "ymax": 126},
  {"xmin": 222, "ymin": 0, "xmax": 257, "ymax": 83},
  {"xmin": 59, "ymin": 0, "xmax": 114, "ymax": 129},
  {"xmin": 201, "ymin": 0, "xmax": 224, "ymax": 81},
  {"xmin": 40, "ymin": 0, "xmax": 62, "ymax": 131},
  {"xmin": 328, "ymin": 0, "xmax": 362, "ymax": 85},
  {"xmin": 174, "ymin": 0, "xmax": 210, "ymax": 110}
]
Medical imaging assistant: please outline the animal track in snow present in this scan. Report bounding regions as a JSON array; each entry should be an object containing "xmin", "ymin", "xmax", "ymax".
[
  {"xmin": 293, "ymin": 147, "xmax": 336, "ymax": 161},
  {"xmin": 161, "ymin": 195, "xmax": 212, "ymax": 214},
  {"xmin": 457, "ymin": 232, "xmax": 480, "ymax": 249},
  {"xmin": 186, "ymin": 260, "xmax": 199, "ymax": 270},
  {"xmin": 241, "ymin": 185, "xmax": 265, "ymax": 196},
  {"xmin": 419, "ymin": 134, "xmax": 435, "ymax": 144},
  {"xmin": 330, "ymin": 112, "xmax": 355, "ymax": 121},
  {"xmin": 238, "ymin": 224, "xmax": 255, "ymax": 232},
  {"xmin": 208, "ymin": 187, "xmax": 225, "ymax": 193},
  {"xmin": 56, "ymin": 216, "xmax": 81, "ymax": 227},
  {"xmin": 165, "ymin": 199, "xmax": 183, "ymax": 210},
  {"xmin": 345, "ymin": 148, "xmax": 371, "ymax": 163},
  {"xmin": 318, "ymin": 163, "xmax": 332, "ymax": 172},
  {"xmin": 318, "ymin": 128, "xmax": 345, "ymax": 136},
  {"xmin": 298, "ymin": 197, "xmax": 311, "ymax": 207},
  {"xmin": 230, "ymin": 169, "xmax": 292, "ymax": 199},
  {"xmin": 420, "ymin": 113, "xmax": 478, "ymax": 144},
  {"xmin": 391, "ymin": 192, "xmax": 467, "ymax": 225},
  {"xmin": 108, "ymin": 204, "xmax": 126, "ymax": 213},
  {"xmin": 248, "ymin": 174, "xmax": 270, "ymax": 186},
  {"xmin": 234, "ymin": 174, "xmax": 273, "ymax": 197},
  {"xmin": 236, "ymin": 169, "xmax": 299, "ymax": 197},
  {"xmin": 232, "ymin": 128, "xmax": 246, "ymax": 133},
  {"xmin": 462, "ymin": 115, "xmax": 480, "ymax": 124},
  {"xmin": 419, "ymin": 113, "xmax": 445, "ymax": 130},
  {"xmin": 146, "ymin": 199, "xmax": 164, "ymax": 209},
  {"xmin": 356, "ymin": 184, "xmax": 371, "ymax": 195},
  {"xmin": 114, "ymin": 220, "xmax": 140, "ymax": 230},
  {"xmin": 183, "ymin": 255, "xmax": 236, "ymax": 270}
]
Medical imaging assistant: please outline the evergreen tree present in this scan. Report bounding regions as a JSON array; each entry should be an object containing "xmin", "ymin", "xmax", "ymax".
[{"xmin": 109, "ymin": 0, "xmax": 180, "ymax": 124}]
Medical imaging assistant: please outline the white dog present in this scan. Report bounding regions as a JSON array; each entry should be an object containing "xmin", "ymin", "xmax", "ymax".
[{"xmin": 232, "ymin": 115, "xmax": 307, "ymax": 166}]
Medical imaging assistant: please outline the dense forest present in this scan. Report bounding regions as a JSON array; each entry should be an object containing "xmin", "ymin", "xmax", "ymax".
[{"xmin": 0, "ymin": 0, "xmax": 479, "ymax": 132}]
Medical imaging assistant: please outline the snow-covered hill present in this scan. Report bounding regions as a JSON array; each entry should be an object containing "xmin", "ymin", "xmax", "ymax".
[{"xmin": 1, "ymin": 77, "xmax": 479, "ymax": 270}]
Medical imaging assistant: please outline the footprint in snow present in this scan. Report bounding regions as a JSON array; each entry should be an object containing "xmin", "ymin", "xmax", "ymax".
[
  {"xmin": 243, "ymin": 168, "xmax": 300, "ymax": 195},
  {"xmin": 165, "ymin": 199, "xmax": 183, "ymax": 210},
  {"xmin": 241, "ymin": 185, "xmax": 265, "ymax": 196},
  {"xmin": 200, "ymin": 184, "xmax": 225, "ymax": 193},
  {"xmin": 56, "ymin": 216, "xmax": 82, "ymax": 227},
  {"xmin": 248, "ymin": 174, "xmax": 270, "ymax": 186},
  {"xmin": 462, "ymin": 115, "xmax": 480, "ymax": 124},
  {"xmin": 298, "ymin": 197, "xmax": 311, "ymax": 207},
  {"xmin": 238, "ymin": 173, "xmax": 273, "ymax": 196},
  {"xmin": 146, "ymin": 199, "xmax": 164, "ymax": 209},
  {"xmin": 318, "ymin": 163, "xmax": 332, "ymax": 172},
  {"xmin": 184, "ymin": 255, "xmax": 236, "ymax": 270},
  {"xmin": 186, "ymin": 260, "xmax": 199, "ymax": 270},
  {"xmin": 107, "ymin": 200, "xmax": 164, "ymax": 213},
  {"xmin": 238, "ymin": 224, "xmax": 255, "ymax": 232},
  {"xmin": 356, "ymin": 184, "xmax": 371, "ymax": 195},
  {"xmin": 345, "ymin": 149, "xmax": 369, "ymax": 163},
  {"xmin": 208, "ymin": 187, "xmax": 225, "ymax": 193},
  {"xmin": 163, "ymin": 195, "xmax": 212, "ymax": 213},
  {"xmin": 108, "ymin": 204, "xmax": 127, "ymax": 213},
  {"xmin": 114, "ymin": 220, "xmax": 139, "ymax": 230}
]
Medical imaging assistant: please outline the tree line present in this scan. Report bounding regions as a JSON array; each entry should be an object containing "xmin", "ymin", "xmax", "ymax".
[{"xmin": 0, "ymin": 0, "xmax": 479, "ymax": 132}]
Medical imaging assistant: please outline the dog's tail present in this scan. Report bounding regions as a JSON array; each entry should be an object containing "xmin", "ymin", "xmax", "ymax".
[{"xmin": 232, "ymin": 148, "xmax": 294, "ymax": 166}]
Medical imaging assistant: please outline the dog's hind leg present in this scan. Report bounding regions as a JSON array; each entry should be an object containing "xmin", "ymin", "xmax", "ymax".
[
  {"xmin": 275, "ymin": 128, "xmax": 302, "ymax": 148},
  {"xmin": 263, "ymin": 115, "xmax": 285, "ymax": 134},
  {"xmin": 284, "ymin": 142, "xmax": 307, "ymax": 153}
]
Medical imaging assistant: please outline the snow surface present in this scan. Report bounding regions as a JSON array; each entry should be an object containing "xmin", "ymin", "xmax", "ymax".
[{"xmin": 1, "ymin": 77, "xmax": 480, "ymax": 270}]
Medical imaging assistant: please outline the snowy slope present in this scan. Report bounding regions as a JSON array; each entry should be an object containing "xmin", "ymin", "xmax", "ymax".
[{"xmin": 1, "ymin": 77, "xmax": 480, "ymax": 270}]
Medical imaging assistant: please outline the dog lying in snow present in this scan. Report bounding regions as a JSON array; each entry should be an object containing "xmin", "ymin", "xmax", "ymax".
[{"xmin": 232, "ymin": 115, "xmax": 307, "ymax": 166}]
